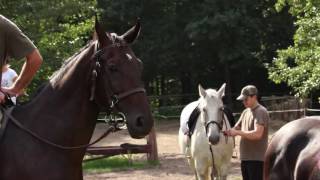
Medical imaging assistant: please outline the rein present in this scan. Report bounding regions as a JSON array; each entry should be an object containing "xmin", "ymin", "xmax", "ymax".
[
  {"xmin": 2, "ymin": 41, "xmax": 146, "ymax": 150},
  {"xmin": 203, "ymin": 108, "xmax": 230, "ymax": 178},
  {"xmin": 3, "ymin": 107, "xmax": 115, "ymax": 150}
]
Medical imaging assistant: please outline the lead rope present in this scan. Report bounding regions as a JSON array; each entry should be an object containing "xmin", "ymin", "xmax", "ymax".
[
  {"xmin": 3, "ymin": 107, "xmax": 116, "ymax": 150},
  {"xmin": 209, "ymin": 145, "xmax": 217, "ymax": 179},
  {"xmin": 210, "ymin": 112, "xmax": 226, "ymax": 179}
]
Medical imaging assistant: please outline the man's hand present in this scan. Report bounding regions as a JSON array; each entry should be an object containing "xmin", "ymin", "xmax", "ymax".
[
  {"xmin": 223, "ymin": 128, "xmax": 239, "ymax": 137},
  {"xmin": 1, "ymin": 86, "xmax": 23, "ymax": 96},
  {"xmin": 224, "ymin": 124, "xmax": 265, "ymax": 140}
]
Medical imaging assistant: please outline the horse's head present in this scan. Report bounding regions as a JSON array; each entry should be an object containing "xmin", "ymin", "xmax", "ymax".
[
  {"xmin": 198, "ymin": 83, "xmax": 226, "ymax": 145},
  {"xmin": 93, "ymin": 19, "xmax": 153, "ymax": 139}
]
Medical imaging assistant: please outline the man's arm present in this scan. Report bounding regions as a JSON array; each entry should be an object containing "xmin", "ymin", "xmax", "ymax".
[
  {"xmin": 233, "ymin": 119, "xmax": 242, "ymax": 130},
  {"xmin": 13, "ymin": 49, "xmax": 42, "ymax": 93},
  {"xmin": 233, "ymin": 112, "xmax": 244, "ymax": 130},
  {"xmin": 2, "ymin": 49, "xmax": 42, "ymax": 95},
  {"xmin": 225, "ymin": 107, "xmax": 268, "ymax": 140},
  {"xmin": 233, "ymin": 123, "xmax": 264, "ymax": 140}
]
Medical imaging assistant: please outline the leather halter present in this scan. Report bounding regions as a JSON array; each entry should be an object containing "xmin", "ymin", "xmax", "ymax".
[
  {"xmin": 204, "ymin": 108, "xmax": 225, "ymax": 133},
  {"xmin": 90, "ymin": 41, "xmax": 146, "ymax": 115},
  {"xmin": 202, "ymin": 107, "xmax": 229, "ymax": 178},
  {"xmin": 202, "ymin": 107, "xmax": 229, "ymax": 145}
]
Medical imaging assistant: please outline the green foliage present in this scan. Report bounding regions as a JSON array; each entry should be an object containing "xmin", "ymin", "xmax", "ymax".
[
  {"xmin": 0, "ymin": 0, "xmax": 96, "ymax": 96},
  {"xmin": 268, "ymin": 0, "xmax": 320, "ymax": 97},
  {"xmin": 98, "ymin": 0, "xmax": 294, "ymax": 100},
  {"xmin": 1, "ymin": 0, "xmax": 294, "ymax": 100}
]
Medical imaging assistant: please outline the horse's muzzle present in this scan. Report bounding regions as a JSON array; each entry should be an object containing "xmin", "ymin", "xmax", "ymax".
[
  {"xmin": 127, "ymin": 114, "xmax": 153, "ymax": 139},
  {"xmin": 208, "ymin": 135, "xmax": 220, "ymax": 145}
]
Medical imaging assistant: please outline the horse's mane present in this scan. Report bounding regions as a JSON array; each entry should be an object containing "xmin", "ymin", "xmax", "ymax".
[
  {"xmin": 22, "ymin": 41, "xmax": 95, "ymax": 103},
  {"xmin": 26, "ymin": 34, "xmax": 122, "ymax": 101},
  {"xmin": 49, "ymin": 42, "xmax": 94, "ymax": 85}
]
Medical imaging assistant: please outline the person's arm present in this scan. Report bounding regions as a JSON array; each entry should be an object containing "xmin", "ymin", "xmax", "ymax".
[
  {"xmin": 233, "ymin": 112, "xmax": 244, "ymax": 130},
  {"xmin": 233, "ymin": 118, "xmax": 242, "ymax": 130},
  {"xmin": 7, "ymin": 49, "xmax": 42, "ymax": 95},
  {"xmin": 226, "ymin": 108, "xmax": 268, "ymax": 140},
  {"xmin": 1, "ymin": 16, "xmax": 42, "ymax": 96},
  {"xmin": 232, "ymin": 124, "xmax": 264, "ymax": 140}
]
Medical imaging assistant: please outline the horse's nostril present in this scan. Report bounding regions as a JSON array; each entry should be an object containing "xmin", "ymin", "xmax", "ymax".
[{"xmin": 136, "ymin": 116, "xmax": 144, "ymax": 127}]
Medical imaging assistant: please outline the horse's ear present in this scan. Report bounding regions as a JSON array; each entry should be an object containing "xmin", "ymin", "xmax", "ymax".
[
  {"xmin": 198, "ymin": 84, "xmax": 207, "ymax": 98},
  {"xmin": 121, "ymin": 18, "xmax": 141, "ymax": 44},
  {"xmin": 217, "ymin": 83, "xmax": 226, "ymax": 98},
  {"xmin": 95, "ymin": 16, "xmax": 111, "ymax": 47}
]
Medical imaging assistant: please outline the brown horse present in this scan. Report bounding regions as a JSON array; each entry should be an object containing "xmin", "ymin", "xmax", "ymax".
[
  {"xmin": 264, "ymin": 117, "xmax": 320, "ymax": 180},
  {"xmin": 0, "ymin": 19, "xmax": 153, "ymax": 180}
]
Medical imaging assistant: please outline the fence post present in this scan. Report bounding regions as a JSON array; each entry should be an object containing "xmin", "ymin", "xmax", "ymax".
[{"xmin": 147, "ymin": 127, "xmax": 158, "ymax": 162}]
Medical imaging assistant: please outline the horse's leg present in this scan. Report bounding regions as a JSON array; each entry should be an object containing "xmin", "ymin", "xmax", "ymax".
[
  {"xmin": 218, "ymin": 161, "xmax": 231, "ymax": 180},
  {"xmin": 210, "ymin": 170, "xmax": 215, "ymax": 180},
  {"xmin": 195, "ymin": 159, "xmax": 210, "ymax": 180},
  {"xmin": 187, "ymin": 158, "xmax": 199, "ymax": 180}
]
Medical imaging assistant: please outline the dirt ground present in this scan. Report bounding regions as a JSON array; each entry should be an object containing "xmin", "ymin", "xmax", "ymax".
[{"xmin": 84, "ymin": 119, "xmax": 286, "ymax": 180}]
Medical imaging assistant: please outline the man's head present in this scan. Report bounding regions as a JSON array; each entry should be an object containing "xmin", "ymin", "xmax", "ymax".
[{"xmin": 237, "ymin": 85, "xmax": 258, "ymax": 108}]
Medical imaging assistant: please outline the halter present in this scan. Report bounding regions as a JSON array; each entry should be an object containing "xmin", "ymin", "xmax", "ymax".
[
  {"xmin": 90, "ymin": 41, "xmax": 146, "ymax": 115},
  {"xmin": 202, "ymin": 107, "xmax": 229, "ymax": 144},
  {"xmin": 202, "ymin": 106, "xmax": 230, "ymax": 178}
]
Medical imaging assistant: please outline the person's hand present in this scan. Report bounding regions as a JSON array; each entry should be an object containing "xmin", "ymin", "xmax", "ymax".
[
  {"xmin": 223, "ymin": 128, "xmax": 238, "ymax": 137},
  {"xmin": 1, "ymin": 86, "xmax": 23, "ymax": 96}
]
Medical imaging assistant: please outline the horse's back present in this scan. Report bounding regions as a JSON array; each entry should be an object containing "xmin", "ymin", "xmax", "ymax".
[
  {"xmin": 179, "ymin": 101, "xmax": 199, "ymax": 134},
  {"xmin": 264, "ymin": 117, "xmax": 320, "ymax": 180}
]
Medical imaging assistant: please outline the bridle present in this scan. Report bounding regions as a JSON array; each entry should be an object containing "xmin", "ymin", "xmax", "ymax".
[
  {"xmin": 2, "ymin": 40, "xmax": 147, "ymax": 150},
  {"xmin": 203, "ymin": 107, "xmax": 226, "ymax": 135},
  {"xmin": 201, "ymin": 106, "xmax": 229, "ymax": 178},
  {"xmin": 90, "ymin": 41, "xmax": 146, "ymax": 116}
]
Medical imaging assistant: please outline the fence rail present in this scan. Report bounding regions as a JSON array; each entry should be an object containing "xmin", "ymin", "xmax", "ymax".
[{"xmin": 150, "ymin": 95, "xmax": 315, "ymax": 121}]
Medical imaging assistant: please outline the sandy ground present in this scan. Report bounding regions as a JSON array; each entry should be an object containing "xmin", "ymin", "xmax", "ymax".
[{"xmin": 84, "ymin": 119, "xmax": 286, "ymax": 180}]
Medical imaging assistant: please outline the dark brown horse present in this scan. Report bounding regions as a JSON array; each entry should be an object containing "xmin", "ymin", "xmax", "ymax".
[
  {"xmin": 264, "ymin": 117, "xmax": 320, "ymax": 180},
  {"xmin": 0, "ymin": 19, "xmax": 153, "ymax": 180}
]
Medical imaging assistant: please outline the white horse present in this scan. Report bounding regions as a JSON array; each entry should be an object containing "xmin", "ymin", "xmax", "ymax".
[{"xmin": 179, "ymin": 83, "xmax": 234, "ymax": 180}]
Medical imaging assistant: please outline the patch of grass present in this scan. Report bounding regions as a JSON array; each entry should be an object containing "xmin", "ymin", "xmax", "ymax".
[{"xmin": 83, "ymin": 156, "xmax": 159, "ymax": 173}]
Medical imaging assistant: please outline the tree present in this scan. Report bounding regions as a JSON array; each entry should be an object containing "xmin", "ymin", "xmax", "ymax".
[
  {"xmin": 268, "ymin": 0, "xmax": 320, "ymax": 97},
  {"xmin": 0, "ymin": 0, "xmax": 96, "ymax": 96}
]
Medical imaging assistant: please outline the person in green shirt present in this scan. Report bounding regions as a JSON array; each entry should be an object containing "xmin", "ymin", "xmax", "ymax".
[{"xmin": 0, "ymin": 15, "xmax": 42, "ymax": 104}]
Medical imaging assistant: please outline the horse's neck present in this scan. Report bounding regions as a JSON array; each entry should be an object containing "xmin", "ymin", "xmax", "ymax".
[
  {"xmin": 13, "ymin": 44, "xmax": 99, "ymax": 146},
  {"xmin": 194, "ymin": 116, "xmax": 206, "ymax": 135}
]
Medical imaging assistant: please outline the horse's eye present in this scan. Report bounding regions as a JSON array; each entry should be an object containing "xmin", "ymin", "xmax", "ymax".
[{"xmin": 109, "ymin": 65, "xmax": 118, "ymax": 72}]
